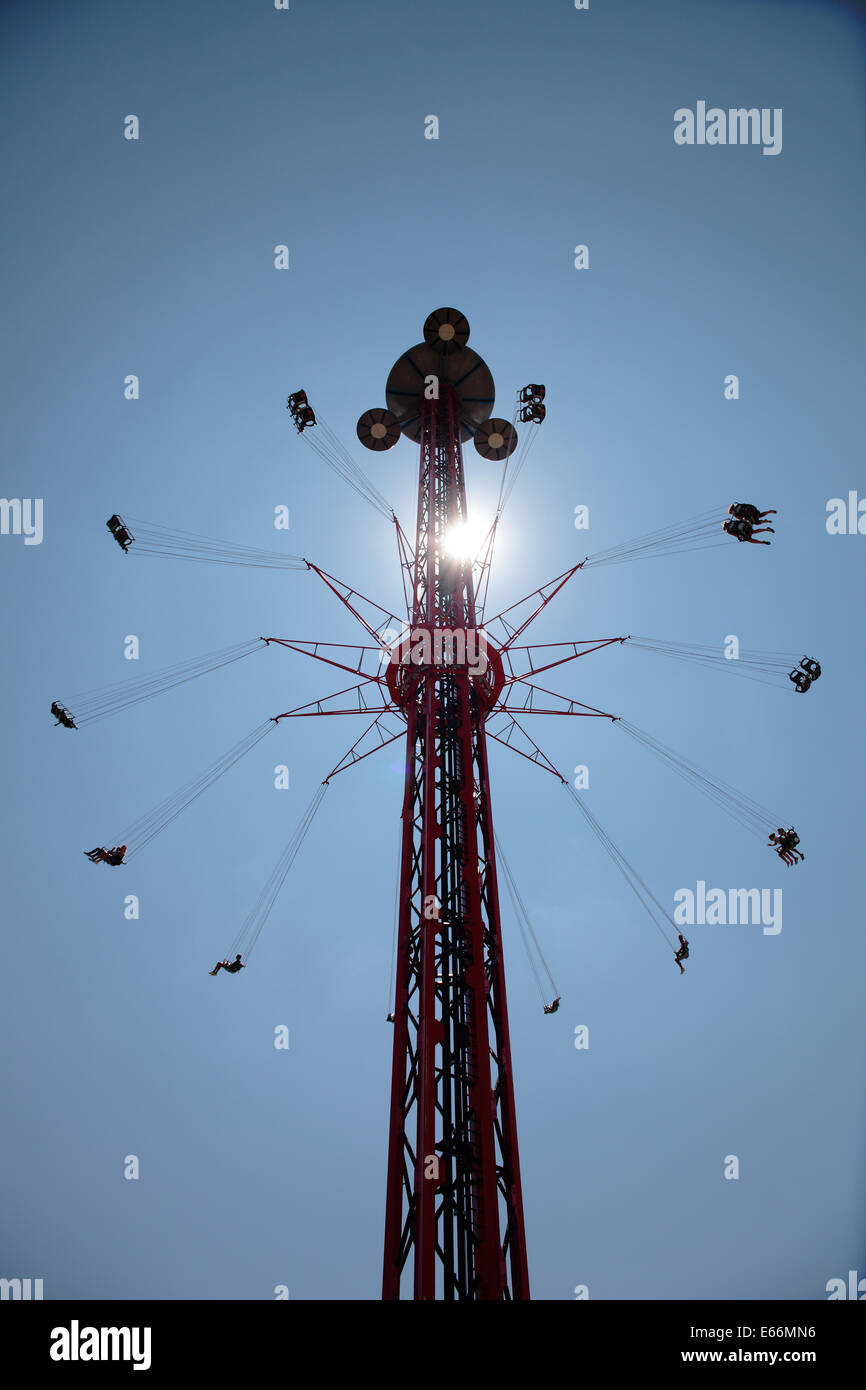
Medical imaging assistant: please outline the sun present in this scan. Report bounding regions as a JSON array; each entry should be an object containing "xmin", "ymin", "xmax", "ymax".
[{"xmin": 443, "ymin": 517, "xmax": 489, "ymax": 562}]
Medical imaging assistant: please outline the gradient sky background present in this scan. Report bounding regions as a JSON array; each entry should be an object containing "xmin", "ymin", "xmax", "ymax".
[{"xmin": 2, "ymin": 0, "xmax": 865, "ymax": 1300}]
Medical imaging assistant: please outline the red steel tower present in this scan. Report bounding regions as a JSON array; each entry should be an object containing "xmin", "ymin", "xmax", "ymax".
[
  {"xmin": 85, "ymin": 307, "xmax": 623, "ymax": 1298},
  {"xmin": 82, "ymin": 306, "xmax": 797, "ymax": 1304},
  {"xmin": 366, "ymin": 309, "xmax": 529, "ymax": 1299}
]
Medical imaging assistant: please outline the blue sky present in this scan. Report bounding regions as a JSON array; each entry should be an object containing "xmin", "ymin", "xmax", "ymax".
[{"xmin": 1, "ymin": 0, "xmax": 865, "ymax": 1299}]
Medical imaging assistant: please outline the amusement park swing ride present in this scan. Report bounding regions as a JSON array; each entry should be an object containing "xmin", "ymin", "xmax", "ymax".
[{"xmin": 54, "ymin": 307, "xmax": 819, "ymax": 1300}]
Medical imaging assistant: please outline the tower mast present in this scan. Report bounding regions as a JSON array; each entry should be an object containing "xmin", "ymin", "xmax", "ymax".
[{"xmin": 369, "ymin": 310, "xmax": 530, "ymax": 1300}]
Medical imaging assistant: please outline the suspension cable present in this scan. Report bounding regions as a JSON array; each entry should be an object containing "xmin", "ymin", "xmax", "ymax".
[
  {"xmin": 616, "ymin": 719, "xmax": 789, "ymax": 836},
  {"xmin": 497, "ymin": 394, "xmax": 542, "ymax": 519},
  {"xmin": 111, "ymin": 720, "xmax": 276, "ymax": 859},
  {"xmin": 564, "ymin": 784, "xmax": 679, "ymax": 953},
  {"xmin": 583, "ymin": 507, "xmax": 731, "ymax": 568},
  {"xmin": 299, "ymin": 408, "xmax": 395, "ymax": 521},
  {"xmin": 493, "ymin": 829, "xmax": 559, "ymax": 1007},
  {"xmin": 120, "ymin": 517, "xmax": 307, "ymax": 569},
  {"xmin": 625, "ymin": 637, "xmax": 811, "ymax": 692},
  {"xmin": 228, "ymin": 784, "xmax": 329, "ymax": 961},
  {"xmin": 386, "ymin": 817, "xmax": 402, "ymax": 1018},
  {"xmin": 56, "ymin": 639, "xmax": 267, "ymax": 727}
]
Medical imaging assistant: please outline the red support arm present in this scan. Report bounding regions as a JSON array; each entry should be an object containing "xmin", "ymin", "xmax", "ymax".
[
  {"xmin": 475, "ymin": 517, "xmax": 499, "ymax": 623},
  {"xmin": 323, "ymin": 714, "xmax": 406, "ymax": 782},
  {"xmin": 271, "ymin": 681, "xmax": 397, "ymax": 721},
  {"xmin": 484, "ymin": 562, "xmax": 586, "ymax": 648},
  {"xmin": 501, "ymin": 636, "xmax": 627, "ymax": 684},
  {"xmin": 305, "ymin": 562, "xmax": 406, "ymax": 644},
  {"xmin": 496, "ymin": 680, "xmax": 619, "ymax": 719},
  {"xmin": 262, "ymin": 638, "xmax": 389, "ymax": 686},
  {"xmin": 484, "ymin": 713, "xmax": 568, "ymax": 781},
  {"xmin": 393, "ymin": 516, "xmax": 416, "ymax": 622}
]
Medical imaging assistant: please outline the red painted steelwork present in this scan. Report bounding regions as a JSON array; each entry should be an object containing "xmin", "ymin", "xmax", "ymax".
[{"xmin": 382, "ymin": 385, "xmax": 529, "ymax": 1300}]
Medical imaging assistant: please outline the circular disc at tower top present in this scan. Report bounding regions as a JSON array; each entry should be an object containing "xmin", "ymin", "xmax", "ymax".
[
  {"xmin": 423, "ymin": 307, "xmax": 470, "ymax": 354},
  {"xmin": 385, "ymin": 343, "xmax": 495, "ymax": 443},
  {"xmin": 474, "ymin": 417, "xmax": 518, "ymax": 461},
  {"xmin": 356, "ymin": 407, "xmax": 401, "ymax": 452}
]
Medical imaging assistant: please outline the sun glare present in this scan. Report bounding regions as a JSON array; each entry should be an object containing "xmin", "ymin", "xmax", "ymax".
[{"xmin": 444, "ymin": 518, "xmax": 489, "ymax": 562}]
